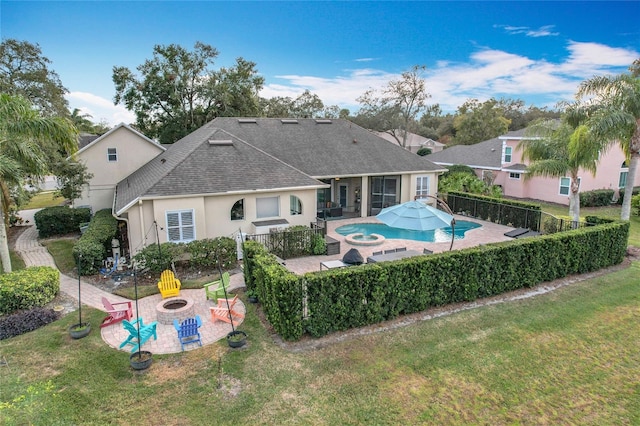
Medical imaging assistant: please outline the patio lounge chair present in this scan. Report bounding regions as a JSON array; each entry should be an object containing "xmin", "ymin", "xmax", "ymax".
[
  {"xmin": 157, "ymin": 269, "xmax": 181, "ymax": 298},
  {"xmin": 119, "ymin": 318, "xmax": 158, "ymax": 353},
  {"xmin": 204, "ymin": 272, "xmax": 230, "ymax": 300},
  {"xmin": 100, "ymin": 297, "xmax": 133, "ymax": 328},
  {"xmin": 173, "ymin": 316, "xmax": 202, "ymax": 351},
  {"xmin": 210, "ymin": 295, "xmax": 245, "ymax": 324},
  {"xmin": 504, "ymin": 228, "xmax": 530, "ymax": 238}
]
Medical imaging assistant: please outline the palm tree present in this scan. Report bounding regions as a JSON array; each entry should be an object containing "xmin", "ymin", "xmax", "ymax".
[
  {"xmin": 575, "ymin": 64, "xmax": 640, "ymax": 220},
  {"xmin": 520, "ymin": 117, "xmax": 600, "ymax": 223},
  {"xmin": 0, "ymin": 94, "xmax": 78, "ymax": 272}
]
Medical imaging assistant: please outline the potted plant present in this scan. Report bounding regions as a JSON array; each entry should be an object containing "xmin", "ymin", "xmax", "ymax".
[
  {"xmin": 226, "ymin": 330, "xmax": 247, "ymax": 348},
  {"xmin": 246, "ymin": 289, "xmax": 258, "ymax": 304},
  {"xmin": 129, "ymin": 266, "xmax": 153, "ymax": 370},
  {"xmin": 69, "ymin": 253, "xmax": 91, "ymax": 339}
]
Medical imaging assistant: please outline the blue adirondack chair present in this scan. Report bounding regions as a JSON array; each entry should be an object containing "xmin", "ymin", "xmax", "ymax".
[
  {"xmin": 120, "ymin": 318, "xmax": 158, "ymax": 353},
  {"xmin": 173, "ymin": 315, "xmax": 203, "ymax": 351}
]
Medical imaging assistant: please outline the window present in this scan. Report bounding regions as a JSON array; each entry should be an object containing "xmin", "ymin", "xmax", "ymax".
[
  {"xmin": 503, "ymin": 146, "xmax": 512, "ymax": 163},
  {"xmin": 231, "ymin": 199, "xmax": 244, "ymax": 221},
  {"xmin": 370, "ymin": 176, "xmax": 399, "ymax": 210},
  {"xmin": 107, "ymin": 148, "xmax": 117, "ymax": 162},
  {"xmin": 290, "ymin": 195, "xmax": 302, "ymax": 215},
  {"xmin": 416, "ymin": 176, "xmax": 430, "ymax": 199},
  {"xmin": 619, "ymin": 161, "xmax": 629, "ymax": 188},
  {"xmin": 256, "ymin": 196, "xmax": 279, "ymax": 218},
  {"xmin": 559, "ymin": 177, "xmax": 571, "ymax": 196},
  {"xmin": 509, "ymin": 172, "xmax": 521, "ymax": 179},
  {"xmin": 166, "ymin": 210, "xmax": 195, "ymax": 242}
]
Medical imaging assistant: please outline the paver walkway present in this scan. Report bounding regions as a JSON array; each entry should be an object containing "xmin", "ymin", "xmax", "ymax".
[{"xmin": 14, "ymin": 209, "xmax": 246, "ymax": 354}]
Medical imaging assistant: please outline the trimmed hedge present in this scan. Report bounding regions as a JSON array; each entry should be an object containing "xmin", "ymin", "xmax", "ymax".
[
  {"xmin": 245, "ymin": 219, "xmax": 629, "ymax": 341},
  {"xmin": 34, "ymin": 206, "xmax": 91, "ymax": 238},
  {"xmin": 0, "ymin": 267, "xmax": 60, "ymax": 315},
  {"xmin": 73, "ymin": 209, "xmax": 118, "ymax": 275}
]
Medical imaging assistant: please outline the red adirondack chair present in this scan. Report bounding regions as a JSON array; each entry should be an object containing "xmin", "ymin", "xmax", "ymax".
[{"xmin": 100, "ymin": 297, "xmax": 133, "ymax": 328}]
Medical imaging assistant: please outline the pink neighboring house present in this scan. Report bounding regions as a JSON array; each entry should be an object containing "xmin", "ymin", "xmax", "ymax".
[{"xmin": 426, "ymin": 129, "xmax": 638, "ymax": 206}]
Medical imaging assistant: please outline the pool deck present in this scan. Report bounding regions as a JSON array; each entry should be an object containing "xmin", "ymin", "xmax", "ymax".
[{"xmin": 282, "ymin": 215, "xmax": 516, "ymax": 275}]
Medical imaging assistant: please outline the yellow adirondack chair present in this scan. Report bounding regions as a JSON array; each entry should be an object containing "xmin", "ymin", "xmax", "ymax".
[{"xmin": 157, "ymin": 270, "xmax": 181, "ymax": 299}]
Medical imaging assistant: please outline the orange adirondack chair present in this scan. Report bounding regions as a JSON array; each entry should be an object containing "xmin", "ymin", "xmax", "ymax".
[
  {"xmin": 100, "ymin": 297, "xmax": 133, "ymax": 328},
  {"xmin": 157, "ymin": 269, "xmax": 181, "ymax": 298},
  {"xmin": 210, "ymin": 295, "xmax": 245, "ymax": 324}
]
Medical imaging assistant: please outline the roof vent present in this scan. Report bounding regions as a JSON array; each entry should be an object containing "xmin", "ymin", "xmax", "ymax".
[
  {"xmin": 315, "ymin": 119, "xmax": 332, "ymax": 124},
  {"xmin": 281, "ymin": 119, "xmax": 298, "ymax": 124},
  {"xmin": 208, "ymin": 139, "xmax": 233, "ymax": 146},
  {"xmin": 238, "ymin": 118, "xmax": 257, "ymax": 124}
]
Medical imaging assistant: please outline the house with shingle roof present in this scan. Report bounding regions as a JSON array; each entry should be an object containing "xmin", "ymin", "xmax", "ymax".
[
  {"xmin": 73, "ymin": 123, "xmax": 166, "ymax": 212},
  {"xmin": 83, "ymin": 118, "xmax": 446, "ymax": 256},
  {"xmin": 373, "ymin": 130, "xmax": 445, "ymax": 154},
  {"xmin": 426, "ymin": 129, "xmax": 637, "ymax": 205}
]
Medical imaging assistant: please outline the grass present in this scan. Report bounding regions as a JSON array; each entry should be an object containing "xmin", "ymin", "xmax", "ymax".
[
  {"xmin": 1, "ymin": 262, "xmax": 639, "ymax": 424},
  {"xmin": 21, "ymin": 191, "xmax": 65, "ymax": 210},
  {"xmin": 538, "ymin": 201, "xmax": 640, "ymax": 247},
  {"xmin": 2, "ymin": 204, "xmax": 639, "ymax": 423}
]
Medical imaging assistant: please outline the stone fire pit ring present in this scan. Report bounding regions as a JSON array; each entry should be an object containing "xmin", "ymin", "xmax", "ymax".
[{"xmin": 156, "ymin": 297, "xmax": 196, "ymax": 325}]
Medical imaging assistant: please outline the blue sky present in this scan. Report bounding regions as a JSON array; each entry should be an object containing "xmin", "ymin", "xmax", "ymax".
[{"xmin": 2, "ymin": 1, "xmax": 639, "ymax": 126}]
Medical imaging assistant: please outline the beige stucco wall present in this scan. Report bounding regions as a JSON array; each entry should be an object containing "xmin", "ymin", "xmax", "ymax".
[
  {"xmin": 122, "ymin": 188, "xmax": 319, "ymax": 256},
  {"xmin": 75, "ymin": 126, "xmax": 163, "ymax": 212}
]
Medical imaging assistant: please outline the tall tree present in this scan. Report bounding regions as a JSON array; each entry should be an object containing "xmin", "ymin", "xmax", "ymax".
[
  {"xmin": 520, "ymin": 116, "xmax": 600, "ymax": 223},
  {"xmin": 0, "ymin": 94, "xmax": 77, "ymax": 272},
  {"xmin": 573, "ymin": 62, "xmax": 640, "ymax": 220},
  {"xmin": 453, "ymin": 98, "xmax": 510, "ymax": 145},
  {"xmin": 0, "ymin": 39, "xmax": 69, "ymax": 117},
  {"xmin": 113, "ymin": 42, "xmax": 264, "ymax": 144},
  {"xmin": 356, "ymin": 65, "xmax": 431, "ymax": 149}
]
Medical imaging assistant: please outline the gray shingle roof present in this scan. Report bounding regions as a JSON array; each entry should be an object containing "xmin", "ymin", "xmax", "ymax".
[
  {"xmin": 114, "ymin": 122, "xmax": 324, "ymax": 213},
  {"xmin": 209, "ymin": 118, "xmax": 444, "ymax": 177},
  {"xmin": 115, "ymin": 118, "xmax": 445, "ymax": 214},
  {"xmin": 425, "ymin": 129, "xmax": 529, "ymax": 169}
]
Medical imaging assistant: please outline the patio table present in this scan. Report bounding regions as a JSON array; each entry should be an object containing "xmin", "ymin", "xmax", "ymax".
[
  {"xmin": 366, "ymin": 249, "xmax": 422, "ymax": 263},
  {"xmin": 320, "ymin": 260, "xmax": 348, "ymax": 270}
]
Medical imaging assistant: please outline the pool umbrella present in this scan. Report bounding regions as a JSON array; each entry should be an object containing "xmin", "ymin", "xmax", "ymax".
[{"xmin": 376, "ymin": 200, "xmax": 456, "ymax": 250}]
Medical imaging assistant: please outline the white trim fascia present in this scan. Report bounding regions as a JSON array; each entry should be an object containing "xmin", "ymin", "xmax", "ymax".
[
  {"xmin": 115, "ymin": 184, "xmax": 328, "ymax": 216},
  {"xmin": 72, "ymin": 122, "xmax": 165, "ymax": 159}
]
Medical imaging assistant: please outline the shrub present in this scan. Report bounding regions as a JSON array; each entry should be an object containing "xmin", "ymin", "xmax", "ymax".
[
  {"xmin": 72, "ymin": 209, "xmax": 118, "ymax": 274},
  {"xmin": 312, "ymin": 234, "xmax": 327, "ymax": 255},
  {"xmin": 0, "ymin": 267, "xmax": 59, "ymax": 315},
  {"xmin": 34, "ymin": 206, "xmax": 91, "ymax": 238},
  {"xmin": 617, "ymin": 186, "xmax": 640, "ymax": 204},
  {"xmin": 0, "ymin": 308, "xmax": 59, "ymax": 340},
  {"xmin": 132, "ymin": 242, "xmax": 185, "ymax": 273},
  {"xmin": 580, "ymin": 189, "xmax": 614, "ymax": 207},
  {"xmin": 632, "ymin": 194, "xmax": 640, "ymax": 216},
  {"xmin": 186, "ymin": 237, "xmax": 236, "ymax": 270}
]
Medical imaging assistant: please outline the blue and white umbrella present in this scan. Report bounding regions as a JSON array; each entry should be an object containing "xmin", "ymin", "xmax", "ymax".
[{"xmin": 376, "ymin": 200, "xmax": 454, "ymax": 231}]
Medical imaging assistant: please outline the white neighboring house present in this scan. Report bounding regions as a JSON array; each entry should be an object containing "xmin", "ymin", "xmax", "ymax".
[
  {"xmin": 373, "ymin": 130, "xmax": 445, "ymax": 154},
  {"xmin": 72, "ymin": 123, "xmax": 165, "ymax": 212}
]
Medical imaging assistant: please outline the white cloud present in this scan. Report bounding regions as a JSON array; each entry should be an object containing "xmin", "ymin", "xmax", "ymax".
[
  {"xmin": 498, "ymin": 24, "xmax": 559, "ymax": 37},
  {"xmin": 66, "ymin": 92, "xmax": 135, "ymax": 127},
  {"xmin": 261, "ymin": 41, "xmax": 638, "ymax": 114}
]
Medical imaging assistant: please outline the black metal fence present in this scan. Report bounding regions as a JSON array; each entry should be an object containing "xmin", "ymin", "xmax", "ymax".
[
  {"xmin": 246, "ymin": 224, "xmax": 325, "ymax": 260},
  {"xmin": 447, "ymin": 193, "xmax": 542, "ymax": 231}
]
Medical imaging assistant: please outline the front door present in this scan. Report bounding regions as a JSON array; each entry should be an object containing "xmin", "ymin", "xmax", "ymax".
[{"xmin": 339, "ymin": 184, "xmax": 348, "ymax": 208}]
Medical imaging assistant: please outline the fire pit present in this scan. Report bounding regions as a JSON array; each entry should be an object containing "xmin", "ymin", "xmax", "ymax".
[{"xmin": 156, "ymin": 297, "xmax": 195, "ymax": 325}]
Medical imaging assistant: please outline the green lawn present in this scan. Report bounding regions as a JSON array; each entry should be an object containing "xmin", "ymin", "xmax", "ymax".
[
  {"xmin": 21, "ymin": 190, "xmax": 65, "ymax": 210},
  {"xmin": 1, "ymin": 261, "xmax": 639, "ymax": 424},
  {"xmin": 2, "ymin": 204, "xmax": 639, "ymax": 424}
]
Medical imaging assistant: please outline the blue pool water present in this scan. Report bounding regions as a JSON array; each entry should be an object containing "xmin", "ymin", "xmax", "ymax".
[{"xmin": 335, "ymin": 220, "xmax": 481, "ymax": 243}]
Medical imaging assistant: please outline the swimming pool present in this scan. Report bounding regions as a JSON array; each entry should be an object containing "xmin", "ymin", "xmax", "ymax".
[{"xmin": 335, "ymin": 220, "xmax": 481, "ymax": 243}]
